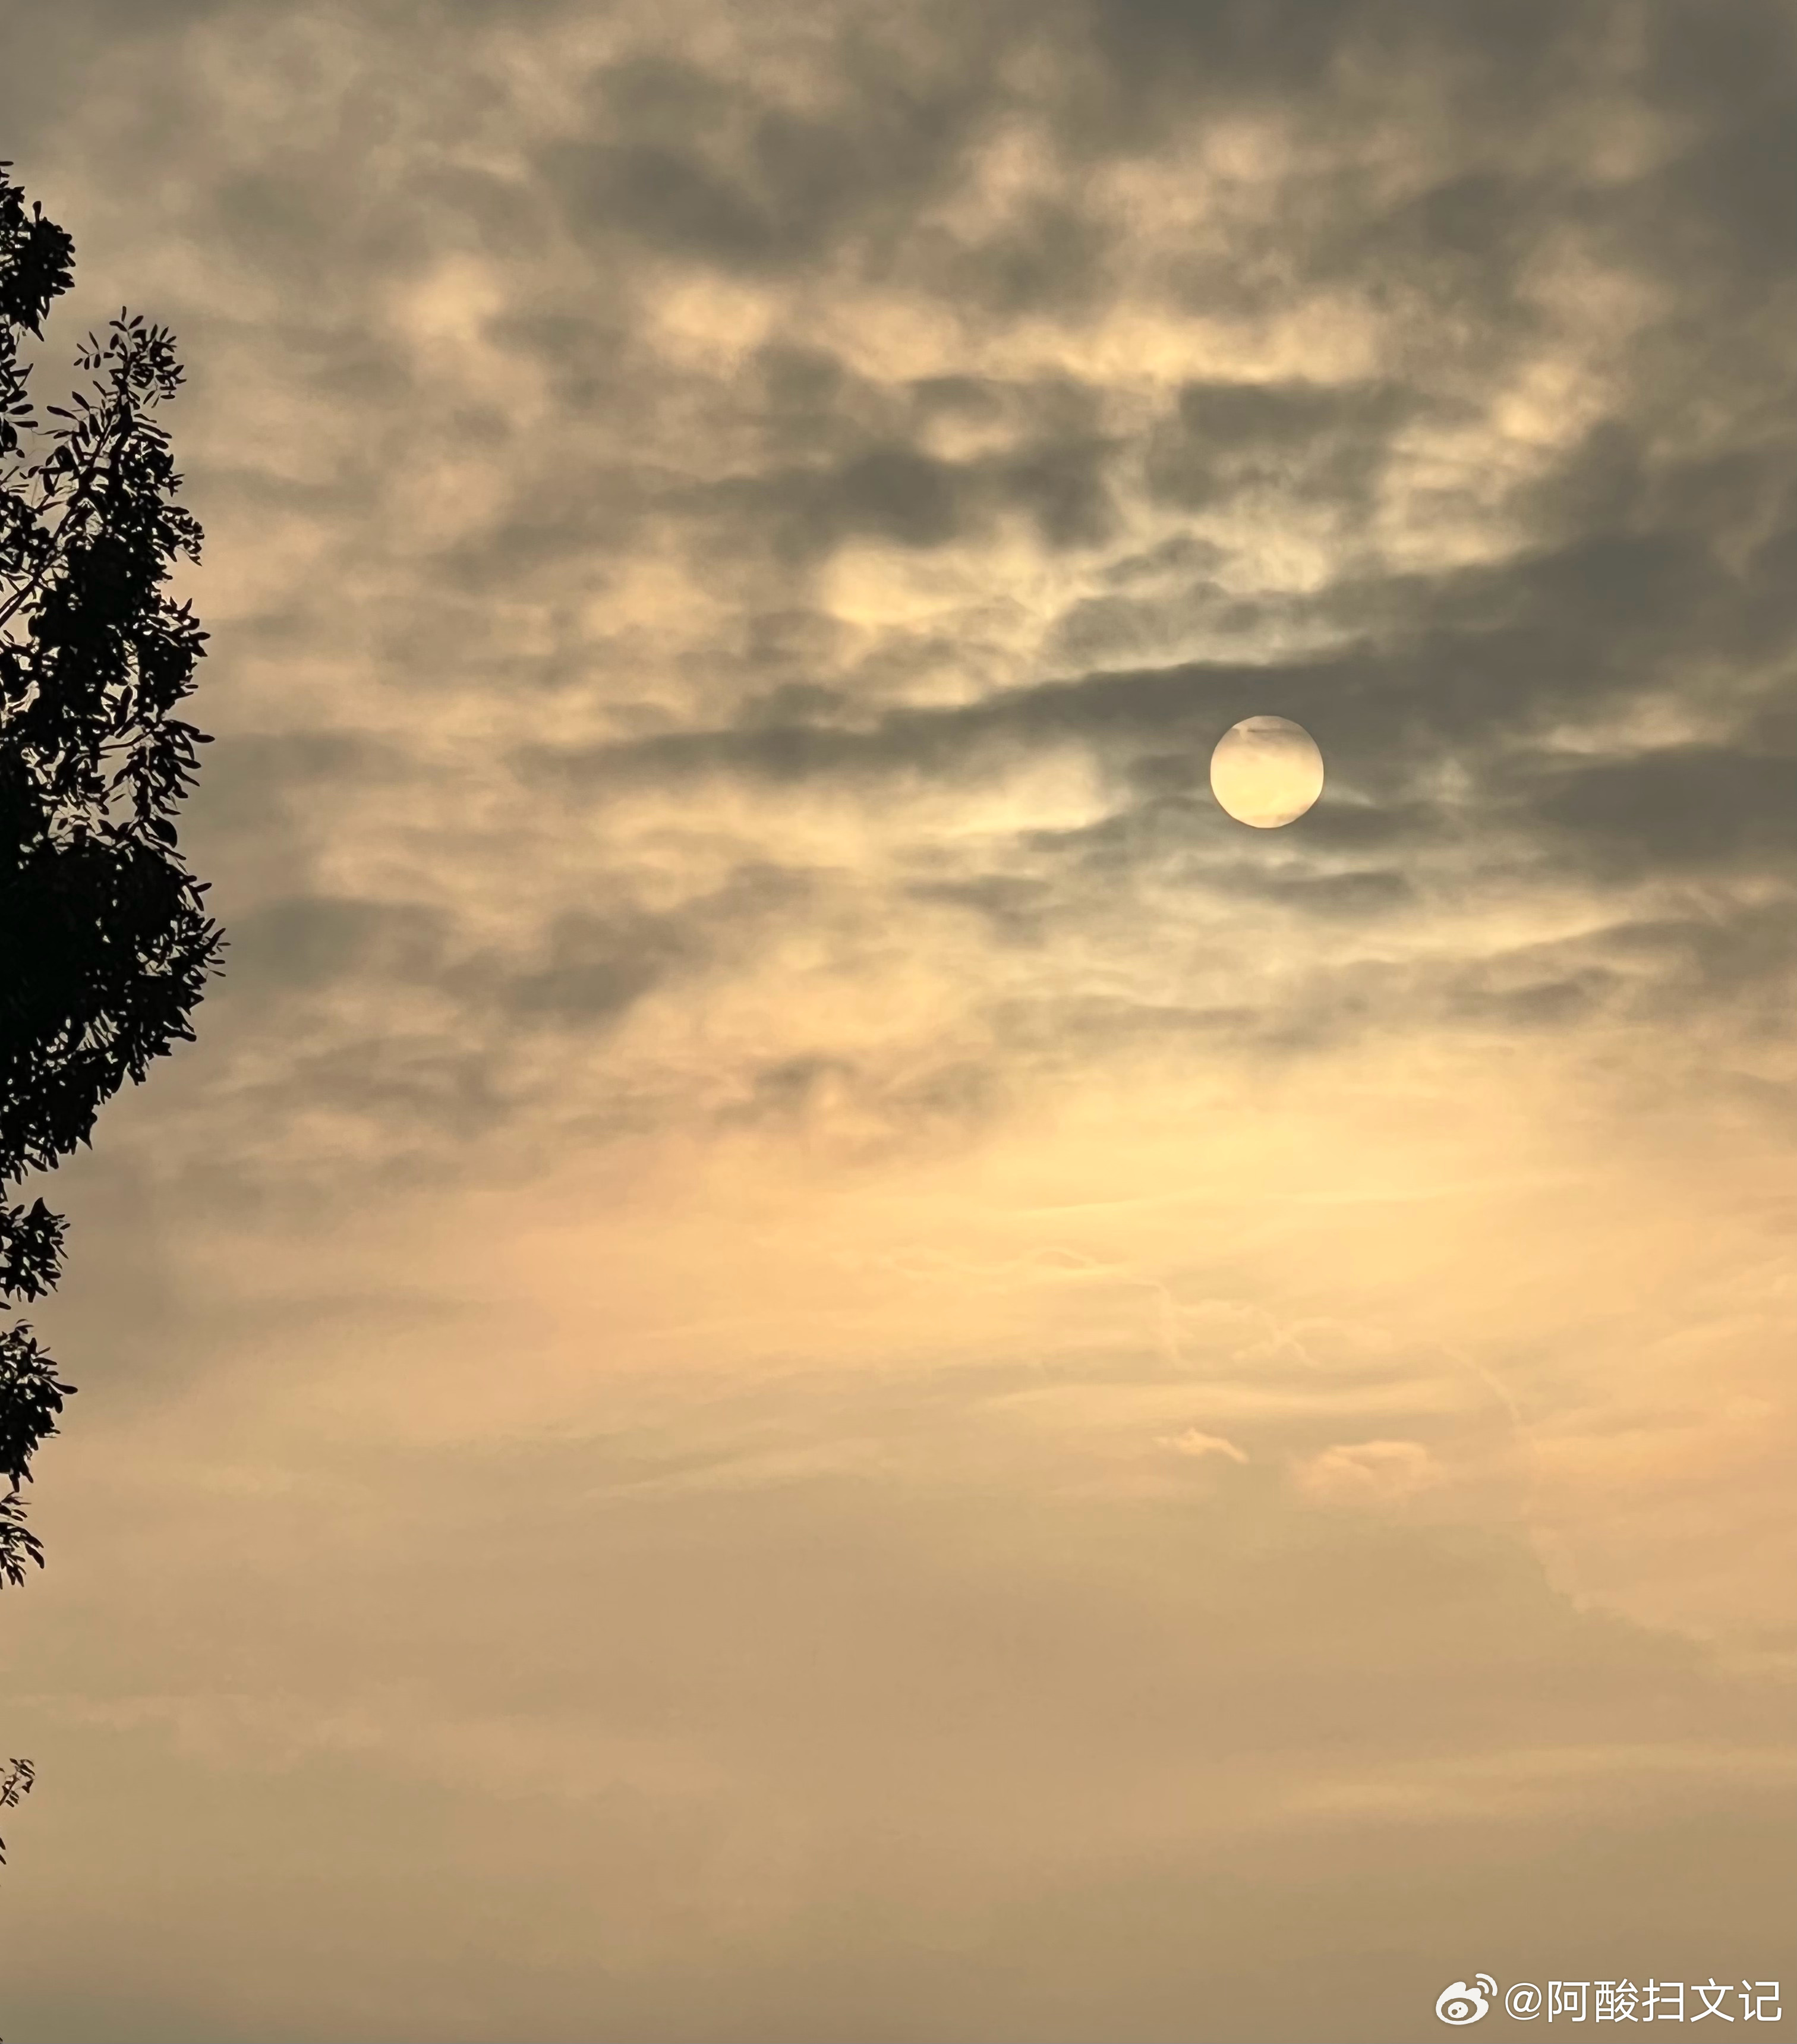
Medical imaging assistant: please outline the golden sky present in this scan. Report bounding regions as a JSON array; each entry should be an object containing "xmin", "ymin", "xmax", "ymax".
[{"xmin": 2, "ymin": 1, "xmax": 1794, "ymax": 2037}]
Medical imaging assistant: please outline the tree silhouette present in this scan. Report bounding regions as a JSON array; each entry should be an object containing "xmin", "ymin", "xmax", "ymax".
[
  {"xmin": 0, "ymin": 1755, "xmax": 31, "ymax": 1863},
  {"xmin": 1, "ymin": 159, "xmax": 222, "ymax": 1629}
]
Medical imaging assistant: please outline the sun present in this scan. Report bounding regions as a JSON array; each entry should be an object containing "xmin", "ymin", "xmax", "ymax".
[{"xmin": 1209, "ymin": 716, "xmax": 1326, "ymax": 828}]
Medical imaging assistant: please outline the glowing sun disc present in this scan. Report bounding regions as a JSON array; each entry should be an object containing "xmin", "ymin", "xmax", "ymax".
[{"xmin": 1209, "ymin": 716, "xmax": 1325, "ymax": 828}]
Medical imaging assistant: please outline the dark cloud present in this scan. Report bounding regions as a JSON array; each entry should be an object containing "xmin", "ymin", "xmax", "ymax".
[
  {"xmin": 739, "ymin": 673, "xmax": 853, "ymax": 723},
  {"xmin": 1218, "ymin": 862, "xmax": 1417, "ymax": 920},
  {"xmin": 503, "ymin": 351, "xmax": 1793, "ymax": 1041},
  {"xmin": 223, "ymin": 894, "xmax": 452, "ymax": 996},
  {"xmin": 178, "ymin": 732, "xmax": 409, "ymax": 916},
  {"xmin": 1076, "ymin": 0, "xmax": 1373, "ymax": 116},
  {"xmin": 279, "ymin": 1032, "xmax": 515, "ymax": 1148},
  {"xmin": 516, "ymin": 653, "xmax": 1351, "ymax": 797},
  {"xmin": 1523, "ymin": 747, "xmax": 1797, "ymax": 880},
  {"xmin": 1143, "ymin": 376, "xmax": 1422, "ymax": 518},
  {"xmin": 483, "ymin": 300, "xmax": 638, "ymax": 422},
  {"xmin": 503, "ymin": 329, "xmax": 1786, "ymax": 874},
  {"xmin": 0, "ymin": 0, "xmax": 241, "ymax": 166},
  {"xmin": 537, "ymin": 35, "xmax": 1005, "ymax": 280},
  {"xmin": 1447, "ymin": 966, "xmax": 1615, "ymax": 1032},
  {"xmin": 205, "ymin": 867, "xmax": 836, "ymax": 1144},
  {"xmin": 1634, "ymin": 3, "xmax": 1797, "ymax": 276},
  {"xmin": 191, "ymin": 732, "xmax": 402, "ymax": 824},
  {"xmin": 673, "ymin": 361, "xmax": 1121, "ymax": 566},
  {"xmin": 428, "ymin": 458, "xmax": 655, "ymax": 595},
  {"xmin": 696, "ymin": 436, "xmax": 1117, "ymax": 565},
  {"xmin": 913, "ymin": 194, "xmax": 1116, "ymax": 322},
  {"xmin": 490, "ymin": 906, "xmax": 696, "ymax": 1027},
  {"xmin": 1663, "ymin": 89, "xmax": 1797, "ymax": 273},
  {"xmin": 1055, "ymin": 0, "xmax": 1612, "ymax": 188},
  {"xmin": 465, "ymin": 859, "xmax": 821, "ymax": 1027}
]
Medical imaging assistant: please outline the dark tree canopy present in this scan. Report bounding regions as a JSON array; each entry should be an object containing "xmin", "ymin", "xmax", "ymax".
[{"xmin": 1, "ymin": 160, "xmax": 222, "ymax": 1591}]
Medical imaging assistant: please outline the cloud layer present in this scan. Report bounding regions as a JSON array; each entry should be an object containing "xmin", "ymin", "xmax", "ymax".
[{"xmin": 1, "ymin": 0, "xmax": 1792, "ymax": 2035}]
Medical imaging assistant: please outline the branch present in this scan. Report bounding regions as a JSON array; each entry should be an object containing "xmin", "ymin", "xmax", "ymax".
[{"xmin": 0, "ymin": 395, "xmax": 130, "ymax": 634}]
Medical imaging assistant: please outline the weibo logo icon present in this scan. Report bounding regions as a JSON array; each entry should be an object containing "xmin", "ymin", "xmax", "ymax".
[{"xmin": 1436, "ymin": 1976, "xmax": 1498, "ymax": 2025}]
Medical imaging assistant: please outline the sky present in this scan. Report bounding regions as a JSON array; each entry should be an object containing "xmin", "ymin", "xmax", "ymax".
[{"xmin": 1, "ymin": 1, "xmax": 1793, "ymax": 2038}]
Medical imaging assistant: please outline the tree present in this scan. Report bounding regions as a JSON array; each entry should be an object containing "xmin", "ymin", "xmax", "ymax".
[{"xmin": 1, "ymin": 159, "xmax": 222, "ymax": 1619}]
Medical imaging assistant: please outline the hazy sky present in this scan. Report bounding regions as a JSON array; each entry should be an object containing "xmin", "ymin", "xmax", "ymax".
[{"xmin": 2, "ymin": 1, "xmax": 1793, "ymax": 2038}]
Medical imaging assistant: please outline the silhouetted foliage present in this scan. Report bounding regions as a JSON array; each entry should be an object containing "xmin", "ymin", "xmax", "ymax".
[
  {"xmin": 0, "ymin": 1753, "xmax": 31, "ymax": 1872},
  {"xmin": 0, "ymin": 1753, "xmax": 30, "ymax": 2017},
  {"xmin": 1, "ymin": 160, "xmax": 222, "ymax": 1596}
]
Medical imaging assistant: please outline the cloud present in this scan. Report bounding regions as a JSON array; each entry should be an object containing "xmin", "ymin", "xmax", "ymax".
[
  {"xmin": 1293, "ymin": 1438, "xmax": 1451, "ymax": 1507},
  {"xmin": 535, "ymin": 36, "xmax": 1008, "ymax": 279},
  {"xmin": 13, "ymin": 0, "xmax": 1782, "ymax": 1349},
  {"xmin": 1159, "ymin": 1426, "xmax": 1250, "ymax": 1464}
]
